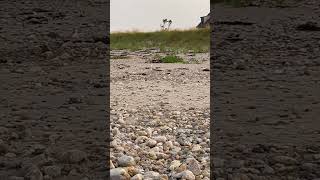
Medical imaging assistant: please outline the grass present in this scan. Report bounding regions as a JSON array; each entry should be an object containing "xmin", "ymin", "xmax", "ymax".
[
  {"xmin": 211, "ymin": 0, "xmax": 287, "ymax": 7},
  {"xmin": 160, "ymin": 55, "xmax": 185, "ymax": 64},
  {"xmin": 211, "ymin": 0, "xmax": 244, "ymax": 7},
  {"xmin": 110, "ymin": 28, "xmax": 210, "ymax": 53}
]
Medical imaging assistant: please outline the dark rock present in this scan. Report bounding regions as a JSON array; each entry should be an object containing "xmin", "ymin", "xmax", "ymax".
[
  {"xmin": 21, "ymin": 164, "xmax": 43, "ymax": 180},
  {"xmin": 43, "ymin": 165, "xmax": 61, "ymax": 177},
  {"xmin": 60, "ymin": 150, "xmax": 87, "ymax": 164},
  {"xmin": 296, "ymin": 22, "xmax": 320, "ymax": 31}
]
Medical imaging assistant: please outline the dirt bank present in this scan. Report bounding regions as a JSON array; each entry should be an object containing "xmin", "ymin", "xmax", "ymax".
[
  {"xmin": 0, "ymin": 0, "xmax": 108, "ymax": 179},
  {"xmin": 212, "ymin": 1, "xmax": 320, "ymax": 179}
]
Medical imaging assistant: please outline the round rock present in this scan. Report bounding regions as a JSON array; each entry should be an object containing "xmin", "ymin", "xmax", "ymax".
[
  {"xmin": 118, "ymin": 155, "xmax": 136, "ymax": 167},
  {"xmin": 61, "ymin": 149, "xmax": 87, "ymax": 164},
  {"xmin": 110, "ymin": 167, "xmax": 130, "ymax": 180}
]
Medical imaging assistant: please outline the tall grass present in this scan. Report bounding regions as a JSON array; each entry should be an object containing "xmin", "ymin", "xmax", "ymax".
[{"xmin": 110, "ymin": 28, "xmax": 210, "ymax": 53}]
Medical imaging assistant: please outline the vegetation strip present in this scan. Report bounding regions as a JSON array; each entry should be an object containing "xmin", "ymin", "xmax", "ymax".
[{"xmin": 111, "ymin": 28, "xmax": 210, "ymax": 53}]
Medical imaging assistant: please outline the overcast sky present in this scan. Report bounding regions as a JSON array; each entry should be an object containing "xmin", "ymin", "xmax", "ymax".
[{"xmin": 111, "ymin": 0, "xmax": 210, "ymax": 32}]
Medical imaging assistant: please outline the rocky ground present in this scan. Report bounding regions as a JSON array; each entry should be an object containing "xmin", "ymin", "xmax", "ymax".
[
  {"xmin": 212, "ymin": 1, "xmax": 320, "ymax": 179},
  {"xmin": 0, "ymin": 0, "xmax": 108, "ymax": 179},
  {"xmin": 110, "ymin": 50, "xmax": 210, "ymax": 179},
  {"xmin": 2, "ymin": 0, "xmax": 320, "ymax": 179}
]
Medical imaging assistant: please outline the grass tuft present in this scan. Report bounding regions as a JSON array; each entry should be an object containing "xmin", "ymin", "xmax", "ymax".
[{"xmin": 160, "ymin": 55, "xmax": 185, "ymax": 64}]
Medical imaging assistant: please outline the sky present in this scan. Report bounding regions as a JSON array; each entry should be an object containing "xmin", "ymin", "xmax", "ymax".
[{"xmin": 111, "ymin": 0, "xmax": 210, "ymax": 32}]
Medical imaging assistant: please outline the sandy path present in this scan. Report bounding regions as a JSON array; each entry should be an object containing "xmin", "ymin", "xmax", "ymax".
[{"xmin": 111, "ymin": 57, "xmax": 210, "ymax": 110}]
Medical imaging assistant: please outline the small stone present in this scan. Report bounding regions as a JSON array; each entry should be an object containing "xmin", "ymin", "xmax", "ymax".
[
  {"xmin": 12, "ymin": 68, "xmax": 25, "ymax": 74},
  {"xmin": 164, "ymin": 141, "xmax": 173, "ymax": 150},
  {"xmin": 144, "ymin": 171, "xmax": 161, "ymax": 180},
  {"xmin": 118, "ymin": 115, "xmax": 125, "ymax": 124},
  {"xmin": 118, "ymin": 155, "xmax": 136, "ymax": 167},
  {"xmin": 147, "ymin": 151, "xmax": 157, "ymax": 160},
  {"xmin": 112, "ymin": 128, "xmax": 120, "ymax": 136},
  {"xmin": 110, "ymin": 160, "xmax": 115, "ymax": 169},
  {"xmin": 33, "ymin": 144, "xmax": 46, "ymax": 154},
  {"xmin": 151, "ymin": 147, "xmax": 160, "ymax": 152},
  {"xmin": 30, "ymin": 66, "xmax": 43, "ymax": 73},
  {"xmin": 68, "ymin": 97, "xmax": 82, "ymax": 104},
  {"xmin": 273, "ymin": 156, "xmax": 297, "ymax": 165},
  {"xmin": 301, "ymin": 163, "xmax": 317, "ymax": 172},
  {"xmin": 68, "ymin": 169, "xmax": 79, "ymax": 176},
  {"xmin": 202, "ymin": 169, "xmax": 210, "ymax": 177},
  {"xmin": 125, "ymin": 166, "xmax": 138, "ymax": 177},
  {"xmin": 131, "ymin": 174, "xmax": 143, "ymax": 180},
  {"xmin": 313, "ymin": 154, "xmax": 320, "ymax": 160},
  {"xmin": 0, "ymin": 141, "xmax": 8, "ymax": 154},
  {"xmin": 156, "ymin": 152, "xmax": 169, "ymax": 159},
  {"xmin": 262, "ymin": 165, "xmax": 275, "ymax": 174},
  {"xmin": 0, "ymin": 127, "xmax": 9, "ymax": 134},
  {"xmin": 59, "ymin": 52, "xmax": 71, "ymax": 60},
  {"xmin": 110, "ymin": 168, "xmax": 130, "ymax": 180},
  {"xmin": 43, "ymin": 165, "xmax": 61, "ymax": 177},
  {"xmin": 147, "ymin": 139, "xmax": 157, "ymax": 147},
  {"xmin": 234, "ymin": 63, "xmax": 246, "ymax": 70},
  {"xmin": 169, "ymin": 160, "xmax": 181, "ymax": 171},
  {"xmin": 276, "ymin": 164, "xmax": 296, "ymax": 172},
  {"xmin": 135, "ymin": 136, "xmax": 148, "ymax": 144},
  {"xmin": 239, "ymin": 167, "xmax": 260, "ymax": 174},
  {"xmin": 110, "ymin": 140, "xmax": 118, "ymax": 148},
  {"xmin": 43, "ymin": 175, "xmax": 52, "ymax": 180},
  {"xmin": 173, "ymin": 170, "xmax": 195, "ymax": 180},
  {"xmin": 10, "ymin": 132, "xmax": 19, "ymax": 139},
  {"xmin": 176, "ymin": 163, "xmax": 187, "ymax": 173},
  {"xmin": 230, "ymin": 160, "xmax": 245, "ymax": 168},
  {"xmin": 43, "ymin": 51, "xmax": 53, "ymax": 59},
  {"xmin": 213, "ymin": 158, "xmax": 225, "ymax": 168},
  {"xmin": 25, "ymin": 153, "xmax": 48, "ymax": 167},
  {"xmin": 160, "ymin": 174, "xmax": 168, "ymax": 180},
  {"xmin": 191, "ymin": 145, "xmax": 202, "ymax": 152},
  {"xmin": 153, "ymin": 136, "xmax": 167, "ymax": 143},
  {"xmin": 173, "ymin": 111, "xmax": 181, "ymax": 115},
  {"xmin": 137, "ymin": 131, "xmax": 148, "ymax": 136},
  {"xmin": 22, "ymin": 165, "xmax": 43, "ymax": 180},
  {"xmin": 186, "ymin": 158, "xmax": 201, "ymax": 175},
  {"xmin": 61, "ymin": 149, "xmax": 87, "ymax": 164}
]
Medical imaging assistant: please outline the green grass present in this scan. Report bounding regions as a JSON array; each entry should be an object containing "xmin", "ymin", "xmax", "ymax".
[
  {"xmin": 160, "ymin": 55, "xmax": 185, "ymax": 64},
  {"xmin": 111, "ymin": 28, "xmax": 210, "ymax": 53}
]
